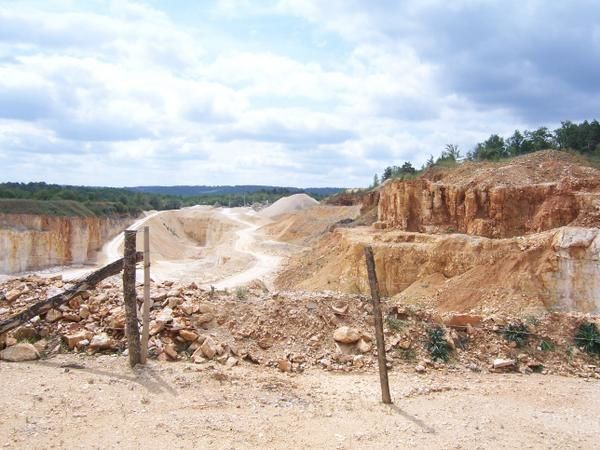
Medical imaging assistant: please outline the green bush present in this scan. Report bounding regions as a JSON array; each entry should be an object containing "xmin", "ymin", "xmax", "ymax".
[
  {"xmin": 426, "ymin": 326, "xmax": 451, "ymax": 362},
  {"xmin": 574, "ymin": 322, "xmax": 600, "ymax": 355},
  {"xmin": 502, "ymin": 322, "xmax": 529, "ymax": 347}
]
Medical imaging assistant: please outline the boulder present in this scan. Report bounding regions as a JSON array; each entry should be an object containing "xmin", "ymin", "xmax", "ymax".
[
  {"xmin": 0, "ymin": 343, "xmax": 39, "ymax": 362},
  {"xmin": 163, "ymin": 344, "xmax": 178, "ymax": 361},
  {"xmin": 179, "ymin": 329, "xmax": 198, "ymax": 342},
  {"xmin": 493, "ymin": 358, "xmax": 516, "ymax": 369},
  {"xmin": 201, "ymin": 337, "xmax": 218, "ymax": 359},
  {"xmin": 277, "ymin": 359, "xmax": 292, "ymax": 372},
  {"xmin": 333, "ymin": 326, "xmax": 361, "ymax": 344},
  {"xmin": 6, "ymin": 289, "xmax": 22, "ymax": 303},
  {"xmin": 63, "ymin": 332, "xmax": 89, "ymax": 350},
  {"xmin": 46, "ymin": 309, "xmax": 62, "ymax": 322},
  {"xmin": 357, "ymin": 339, "xmax": 372, "ymax": 353},
  {"xmin": 89, "ymin": 333, "xmax": 113, "ymax": 350}
]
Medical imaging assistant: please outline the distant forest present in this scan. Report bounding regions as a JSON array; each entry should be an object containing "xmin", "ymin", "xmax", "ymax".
[
  {"xmin": 374, "ymin": 119, "xmax": 600, "ymax": 185},
  {"xmin": 0, "ymin": 183, "xmax": 341, "ymax": 217},
  {"xmin": 128, "ymin": 185, "xmax": 340, "ymax": 197}
]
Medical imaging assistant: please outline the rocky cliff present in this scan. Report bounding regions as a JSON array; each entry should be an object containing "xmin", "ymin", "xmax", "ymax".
[
  {"xmin": 275, "ymin": 226, "xmax": 600, "ymax": 314},
  {"xmin": 0, "ymin": 214, "xmax": 133, "ymax": 274},
  {"xmin": 376, "ymin": 151, "xmax": 600, "ymax": 238}
]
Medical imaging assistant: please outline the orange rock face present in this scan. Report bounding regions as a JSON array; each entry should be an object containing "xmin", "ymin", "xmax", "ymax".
[
  {"xmin": 376, "ymin": 178, "xmax": 600, "ymax": 238},
  {"xmin": 376, "ymin": 152, "xmax": 600, "ymax": 238}
]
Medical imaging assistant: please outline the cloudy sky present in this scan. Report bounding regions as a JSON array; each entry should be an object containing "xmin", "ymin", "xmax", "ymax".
[{"xmin": 1, "ymin": 1, "xmax": 598, "ymax": 187}]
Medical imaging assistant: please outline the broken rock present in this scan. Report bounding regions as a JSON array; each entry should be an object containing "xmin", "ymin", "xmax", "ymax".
[
  {"xmin": 179, "ymin": 329, "xmax": 198, "ymax": 342},
  {"xmin": 277, "ymin": 359, "xmax": 292, "ymax": 372},
  {"xmin": 493, "ymin": 358, "xmax": 516, "ymax": 369},
  {"xmin": 357, "ymin": 339, "xmax": 372, "ymax": 353},
  {"xmin": 6, "ymin": 289, "xmax": 22, "ymax": 303},
  {"xmin": 46, "ymin": 308, "xmax": 62, "ymax": 322},
  {"xmin": 89, "ymin": 333, "xmax": 113, "ymax": 350},
  {"xmin": 333, "ymin": 326, "xmax": 361, "ymax": 344},
  {"xmin": 0, "ymin": 343, "xmax": 39, "ymax": 362},
  {"xmin": 201, "ymin": 337, "xmax": 218, "ymax": 359}
]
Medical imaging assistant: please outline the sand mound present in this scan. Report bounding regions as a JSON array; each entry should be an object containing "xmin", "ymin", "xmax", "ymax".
[{"xmin": 259, "ymin": 194, "xmax": 319, "ymax": 219}]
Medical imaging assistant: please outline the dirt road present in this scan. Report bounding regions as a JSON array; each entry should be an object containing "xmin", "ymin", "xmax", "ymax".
[
  {"xmin": 0, "ymin": 354, "xmax": 597, "ymax": 449},
  {"xmin": 212, "ymin": 208, "xmax": 281, "ymax": 289}
]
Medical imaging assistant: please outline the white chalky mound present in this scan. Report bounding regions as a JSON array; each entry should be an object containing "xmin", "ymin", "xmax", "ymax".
[{"xmin": 259, "ymin": 194, "xmax": 319, "ymax": 219}]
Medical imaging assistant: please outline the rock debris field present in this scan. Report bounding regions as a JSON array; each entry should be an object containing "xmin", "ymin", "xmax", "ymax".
[{"xmin": 0, "ymin": 274, "xmax": 599, "ymax": 448}]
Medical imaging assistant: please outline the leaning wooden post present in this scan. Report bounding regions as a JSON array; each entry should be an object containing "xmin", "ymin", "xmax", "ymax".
[
  {"xmin": 123, "ymin": 230, "xmax": 141, "ymax": 367},
  {"xmin": 364, "ymin": 245, "xmax": 392, "ymax": 404},
  {"xmin": 140, "ymin": 226, "xmax": 151, "ymax": 364}
]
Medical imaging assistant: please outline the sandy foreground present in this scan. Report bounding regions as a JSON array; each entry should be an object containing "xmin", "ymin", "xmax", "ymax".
[{"xmin": 0, "ymin": 354, "xmax": 598, "ymax": 449}]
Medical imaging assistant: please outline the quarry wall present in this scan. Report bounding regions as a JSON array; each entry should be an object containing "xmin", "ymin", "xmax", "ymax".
[
  {"xmin": 376, "ymin": 178, "xmax": 600, "ymax": 238},
  {"xmin": 276, "ymin": 226, "xmax": 600, "ymax": 314},
  {"xmin": 0, "ymin": 214, "xmax": 132, "ymax": 274}
]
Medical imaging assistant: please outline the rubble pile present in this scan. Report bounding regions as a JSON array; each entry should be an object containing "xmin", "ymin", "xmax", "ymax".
[{"xmin": 1, "ymin": 275, "xmax": 599, "ymax": 378}]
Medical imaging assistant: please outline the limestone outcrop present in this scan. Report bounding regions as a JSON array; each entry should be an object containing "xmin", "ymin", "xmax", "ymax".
[
  {"xmin": 0, "ymin": 214, "xmax": 132, "ymax": 274},
  {"xmin": 375, "ymin": 151, "xmax": 600, "ymax": 238}
]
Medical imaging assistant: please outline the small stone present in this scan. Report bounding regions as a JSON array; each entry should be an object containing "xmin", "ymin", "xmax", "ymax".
[
  {"xmin": 333, "ymin": 326, "xmax": 361, "ymax": 344},
  {"xmin": 13, "ymin": 326, "xmax": 37, "ymax": 341},
  {"xmin": 225, "ymin": 356, "xmax": 238, "ymax": 368},
  {"xmin": 194, "ymin": 313, "xmax": 214, "ymax": 325},
  {"xmin": 179, "ymin": 329, "xmax": 198, "ymax": 342},
  {"xmin": 0, "ymin": 343, "xmax": 39, "ymax": 362},
  {"xmin": 191, "ymin": 347, "xmax": 207, "ymax": 364},
  {"xmin": 64, "ymin": 332, "xmax": 88, "ymax": 350},
  {"xmin": 201, "ymin": 337, "xmax": 218, "ymax": 359},
  {"xmin": 163, "ymin": 344, "xmax": 178, "ymax": 360},
  {"xmin": 79, "ymin": 305, "xmax": 90, "ymax": 319},
  {"xmin": 46, "ymin": 309, "xmax": 62, "ymax": 322},
  {"xmin": 156, "ymin": 307, "xmax": 173, "ymax": 324},
  {"xmin": 277, "ymin": 359, "xmax": 292, "ymax": 372},
  {"xmin": 68, "ymin": 296, "xmax": 82, "ymax": 309},
  {"xmin": 357, "ymin": 339, "xmax": 372, "ymax": 353},
  {"xmin": 180, "ymin": 302, "xmax": 198, "ymax": 316},
  {"xmin": 33, "ymin": 339, "xmax": 48, "ymax": 353},
  {"xmin": 62, "ymin": 312, "xmax": 81, "ymax": 322},
  {"xmin": 89, "ymin": 333, "xmax": 112, "ymax": 350},
  {"xmin": 493, "ymin": 358, "xmax": 516, "ymax": 369},
  {"xmin": 149, "ymin": 320, "xmax": 164, "ymax": 335},
  {"xmin": 167, "ymin": 297, "xmax": 181, "ymax": 308},
  {"xmin": 415, "ymin": 364, "xmax": 426, "ymax": 373},
  {"xmin": 6, "ymin": 289, "xmax": 23, "ymax": 303}
]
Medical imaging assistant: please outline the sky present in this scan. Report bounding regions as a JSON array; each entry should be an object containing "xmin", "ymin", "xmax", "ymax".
[{"xmin": 0, "ymin": 0, "xmax": 599, "ymax": 188}]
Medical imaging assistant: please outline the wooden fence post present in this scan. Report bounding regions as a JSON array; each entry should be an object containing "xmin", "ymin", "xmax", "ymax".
[
  {"xmin": 123, "ymin": 230, "xmax": 141, "ymax": 367},
  {"xmin": 364, "ymin": 245, "xmax": 392, "ymax": 404},
  {"xmin": 140, "ymin": 226, "xmax": 150, "ymax": 364}
]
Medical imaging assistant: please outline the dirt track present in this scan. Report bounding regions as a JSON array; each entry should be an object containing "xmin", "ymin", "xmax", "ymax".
[{"xmin": 0, "ymin": 353, "xmax": 598, "ymax": 449}]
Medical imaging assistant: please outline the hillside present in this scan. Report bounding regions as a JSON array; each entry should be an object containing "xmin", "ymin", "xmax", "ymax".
[
  {"xmin": 276, "ymin": 151, "xmax": 600, "ymax": 314},
  {"xmin": 127, "ymin": 185, "xmax": 342, "ymax": 197}
]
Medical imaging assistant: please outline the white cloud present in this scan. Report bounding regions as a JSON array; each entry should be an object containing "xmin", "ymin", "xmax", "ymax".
[{"xmin": 0, "ymin": 0, "xmax": 596, "ymax": 187}]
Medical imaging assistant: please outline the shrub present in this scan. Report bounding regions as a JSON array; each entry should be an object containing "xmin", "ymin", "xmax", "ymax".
[
  {"xmin": 539, "ymin": 339, "xmax": 554, "ymax": 352},
  {"xmin": 385, "ymin": 316, "xmax": 406, "ymax": 332},
  {"xmin": 235, "ymin": 286, "xmax": 248, "ymax": 300},
  {"xmin": 574, "ymin": 322, "xmax": 600, "ymax": 355},
  {"xmin": 502, "ymin": 322, "xmax": 529, "ymax": 347},
  {"xmin": 426, "ymin": 326, "xmax": 451, "ymax": 362}
]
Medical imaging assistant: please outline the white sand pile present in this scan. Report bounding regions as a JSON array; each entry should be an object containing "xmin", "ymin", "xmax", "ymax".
[{"xmin": 259, "ymin": 193, "xmax": 319, "ymax": 219}]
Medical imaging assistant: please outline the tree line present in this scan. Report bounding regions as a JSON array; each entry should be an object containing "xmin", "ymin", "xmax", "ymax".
[
  {"xmin": 468, "ymin": 120, "xmax": 600, "ymax": 160},
  {"xmin": 0, "ymin": 182, "xmax": 329, "ymax": 217},
  {"xmin": 372, "ymin": 119, "xmax": 599, "ymax": 187}
]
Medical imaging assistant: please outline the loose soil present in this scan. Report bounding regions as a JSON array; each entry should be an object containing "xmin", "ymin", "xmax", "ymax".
[{"xmin": 0, "ymin": 354, "xmax": 598, "ymax": 449}]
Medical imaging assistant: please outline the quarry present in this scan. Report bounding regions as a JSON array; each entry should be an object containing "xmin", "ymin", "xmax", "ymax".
[{"xmin": 1, "ymin": 151, "xmax": 599, "ymax": 448}]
